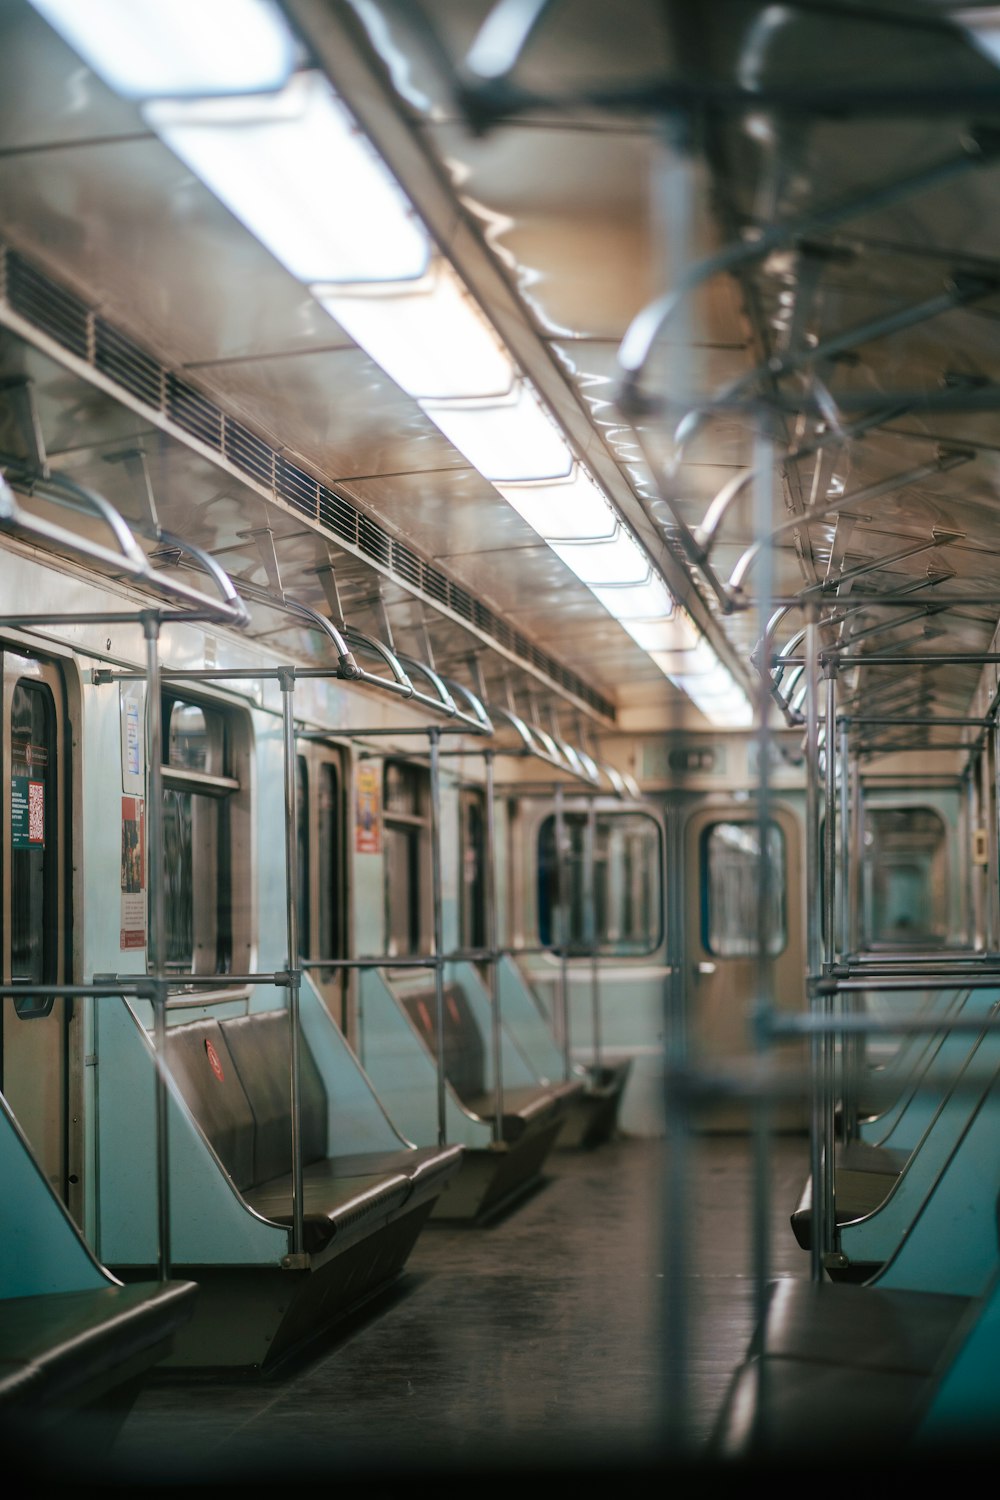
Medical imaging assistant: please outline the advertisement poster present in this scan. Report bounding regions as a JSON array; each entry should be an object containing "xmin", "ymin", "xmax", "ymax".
[
  {"xmin": 355, "ymin": 763, "xmax": 382, "ymax": 854},
  {"xmin": 120, "ymin": 682, "xmax": 145, "ymax": 794},
  {"xmin": 120, "ymin": 795, "xmax": 147, "ymax": 949},
  {"xmin": 11, "ymin": 774, "xmax": 44, "ymax": 849}
]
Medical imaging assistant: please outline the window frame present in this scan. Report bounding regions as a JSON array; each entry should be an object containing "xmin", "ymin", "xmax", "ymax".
[
  {"xmin": 382, "ymin": 759, "xmax": 431, "ymax": 959},
  {"xmin": 159, "ymin": 691, "xmax": 252, "ymax": 989},
  {"xmin": 536, "ymin": 805, "xmax": 664, "ymax": 959},
  {"xmin": 700, "ymin": 817, "xmax": 788, "ymax": 959}
]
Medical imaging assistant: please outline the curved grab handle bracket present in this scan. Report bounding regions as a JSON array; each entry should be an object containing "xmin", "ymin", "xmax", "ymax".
[
  {"xmin": 149, "ymin": 529, "xmax": 250, "ymax": 627},
  {"xmin": 1, "ymin": 468, "xmax": 149, "ymax": 579},
  {"xmin": 1, "ymin": 470, "xmax": 250, "ymax": 628},
  {"xmin": 442, "ymin": 677, "xmax": 495, "ymax": 736},
  {"xmin": 397, "ymin": 652, "xmax": 458, "ymax": 718}
]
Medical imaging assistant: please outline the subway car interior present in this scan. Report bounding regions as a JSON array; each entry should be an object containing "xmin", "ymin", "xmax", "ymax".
[{"xmin": 4, "ymin": 0, "xmax": 1000, "ymax": 1485}]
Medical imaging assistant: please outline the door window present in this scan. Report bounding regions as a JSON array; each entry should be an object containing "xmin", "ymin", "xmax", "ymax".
[{"xmin": 701, "ymin": 820, "xmax": 787, "ymax": 957}]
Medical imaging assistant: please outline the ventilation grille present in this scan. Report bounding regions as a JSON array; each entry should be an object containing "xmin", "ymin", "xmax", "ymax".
[{"xmin": 0, "ymin": 246, "xmax": 615, "ymax": 719}]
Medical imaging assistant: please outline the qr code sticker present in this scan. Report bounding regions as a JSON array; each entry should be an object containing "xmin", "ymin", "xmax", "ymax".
[{"xmin": 28, "ymin": 781, "xmax": 44, "ymax": 843}]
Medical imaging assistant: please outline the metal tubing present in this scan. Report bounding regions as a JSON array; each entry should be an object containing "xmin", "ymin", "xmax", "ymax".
[
  {"xmin": 728, "ymin": 451, "xmax": 973, "ymax": 601},
  {"xmin": 982, "ymin": 746, "xmax": 996, "ymax": 953},
  {"xmin": 698, "ymin": 282, "xmax": 985, "ymax": 456},
  {"xmin": 770, "ymin": 1008, "xmax": 1000, "ymax": 1032},
  {"xmin": 838, "ymin": 712, "xmax": 858, "ymax": 1140},
  {"xmin": 428, "ymin": 728, "xmax": 448, "ymax": 1147},
  {"xmin": 781, "ymin": 653, "xmax": 1000, "ymax": 667},
  {"xmin": 280, "ymin": 670, "xmax": 305, "ymax": 1260},
  {"xmin": 964, "ymin": 771, "xmax": 977, "ymax": 948},
  {"xmin": 553, "ymin": 783, "xmax": 572, "ymax": 1081},
  {"xmin": 841, "ymin": 716, "xmax": 990, "ymax": 727},
  {"xmin": 804, "ymin": 614, "xmax": 826, "ymax": 1280},
  {"xmin": 584, "ymin": 798, "xmax": 602, "ymax": 1069},
  {"xmin": 483, "ymin": 751, "xmax": 504, "ymax": 1144},
  {"xmin": 823, "ymin": 671, "xmax": 838, "ymax": 1200},
  {"xmin": 143, "ymin": 614, "xmax": 170, "ymax": 1281},
  {"xmin": 820, "ymin": 974, "xmax": 1000, "ymax": 992},
  {"xmin": 851, "ymin": 761, "xmax": 864, "ymax": 953},
  {"xmin": 838, "ymin": 716, "xmax": 850, "ymax": 960},
  {"xmin": 992, "ymin": 727, "xmax": 1000, "ymax": 954},
  {"xmin": 824, "ymin": 677, "xmax": 837, "ymax": 971},
  {"xmin": 617, "ymin": 137, "xmax": 999, "ymax": 411}
]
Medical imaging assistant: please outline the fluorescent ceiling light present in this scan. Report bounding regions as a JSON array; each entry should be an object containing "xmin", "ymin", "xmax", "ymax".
[
  {"xmin": 315, "ymin": 261, "xmax": 512, "ymax": 400},
  {"xmin": 422, "ymin": 383, "xmax": 572, "ymax": 482},
  {"xmin": 551, "ymin": 528, "xmax": 651, "ymax": 588},
  {"xmin": 671, "ymin": 676, "xmax": 753, "ymax": 727},
  {"xmin": 621, "ymin": 613, "xmax": 699, "ymax": 654},
  {"xmin": 146, "ymin": 72, "xmax": 430, "ymax": 283},
  {"xmin": 496, "ymin": 467, "xmax": 618, "ymax": 541},
  {"xmin": 590, "ymin": 573, "xmax": 674, "ymax": 621},
  {"xmin": 666, "ymin": 644, "xmax": 753, "ymax": 727},
  {"xmin": 29, "ymin": 0, "xmax": 296, "ymax": 98}
]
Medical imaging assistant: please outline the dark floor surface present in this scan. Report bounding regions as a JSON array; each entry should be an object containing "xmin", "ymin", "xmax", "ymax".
[{"xmin": 11, "ymin": 1131, "xmax": 812, "ymax": 1491}]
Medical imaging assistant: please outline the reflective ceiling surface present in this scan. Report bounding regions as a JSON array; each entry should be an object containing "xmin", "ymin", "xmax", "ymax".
[{"xmin": 3, "ymin": 0, "xmax": 1000, "ymax": 750}]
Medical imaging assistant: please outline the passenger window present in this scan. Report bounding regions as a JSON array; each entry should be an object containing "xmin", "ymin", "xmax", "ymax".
[
  {"xmin": 537, "ymin": 810, "xmax": 662, "ymax": 956},
  {"xmin": 296, "ymin": 754, "xmax": 310, "ymax": 958},
  {"xmin": 161, "ymin": 695, "xmax": 249, "ymax": 980},
  {"xmin": 10, "ymin": 680, "xmax": 59, "ymax": 1016},
  {"xmin": 863, "ymin": 806, "xmax": 948, "ymax": 945},
  {"xmin": 317, "ymin": 762, "xmax": 342, "ymax": 970},
  {"xmin": 702, "ymin": 820, "xmax": 787, "ymax": 957},
  {"xmin": 460, "ymin": 787, "xmax": 486, "ymax": 952},
  {"xmin": 383, "ymin": 760, "xmax": 429, "ymax": 957}
]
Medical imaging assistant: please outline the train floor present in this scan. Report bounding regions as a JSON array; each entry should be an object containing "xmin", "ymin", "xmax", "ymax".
[{"xmin": 27, "ymin": 1132, "xmax": 812, "ymax": 1490}]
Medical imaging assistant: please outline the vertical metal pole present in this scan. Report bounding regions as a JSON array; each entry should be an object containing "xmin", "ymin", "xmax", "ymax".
[
  {"xmin": 838, "ymin": 713, "xmax": 856, "ymax": 1140},
  {"xmin": 584, "ymin": 797, "xmax": 602, "ymax": 1071},
  {"xmin": 428, "ymin": 728, "xmax": 448, "ymax": 1147},
  {"xmin": 279, "ymin": 670, "xmax": 305, "ymax": 1259},
  {"xmin": 839, "ymin": 716, "xmax": 850, "ymax": 960},
  {"xmin": 823, "ymin": 672, "xmax": 837, "ymax": 972},
  {"xmin": 849, "ymin": 758, "xmax": 863, "ymax": 959},
  {"xmin": 823, "ymin": 672, "xmax": 839, "ymax": 1218},
  {"xmin": 805, "ymin": 611, "xmax": 826, "ymax": 1281},
  {"xmin": 143, "ymin": 612, "xmax": 170, "ymax": 1281},
  {"xmin": 749, "ymin": 428, "xmax": 776, "ymax": 1458},
  {"xmin": 980, "ymin": 747, "xmax": 995, "ymax": 952},
  {"xmin": 991, "ymin": 729, "xmax": 1000, "ymax": 952},
  {"xmin": 483, "ymin": 750, "xmax": 504, "ymax": 1143},
  {"xmin": 656, "ymin": 112, "xmax": 699, "ymax": 1461},
  {"xmin": 553, "ymin": 782, "xmax": 572, "ymax": 1082},
  {"xmin": 964, "ymin": 769, "xmax": 976, "ymax": 948}
]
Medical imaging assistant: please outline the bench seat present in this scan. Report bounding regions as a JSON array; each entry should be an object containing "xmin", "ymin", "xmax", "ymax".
[
  {"xmin": 711, "ymin": 1279, "xmax": 976, "ymax": 1458},
  {"xmin": 462, "ymin": 1081, "xmax": 583, "ymax": 1142},
  {"xmin": 401, "ymin": 983, "xmax": 584, "ymax": 1139},
  {"xmin": 243, "ymin": 1146, "xmax": 463, "ymax": 1253},
  {"xmin": 162, "ymin": 1011, "xmax": 462, "ymax": 1257},
  {"xmin": 790, "ymin": 1140, "xmax": 909, "ymax": 1251},
  {"xmin": 0, "ymin": 1281, "xmax": 198, "ymax": 1416}
]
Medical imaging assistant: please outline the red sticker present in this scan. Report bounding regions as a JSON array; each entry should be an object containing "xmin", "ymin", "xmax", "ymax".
[{"xmin": 205, "ymin": 1039, "xmax": 225, "ymax": 1081}]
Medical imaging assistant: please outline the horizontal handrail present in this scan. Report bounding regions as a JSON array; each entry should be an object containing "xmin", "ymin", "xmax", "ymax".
[{"xmin": 1, "ymin": 470, "xmax": 249, "ymax": 626}]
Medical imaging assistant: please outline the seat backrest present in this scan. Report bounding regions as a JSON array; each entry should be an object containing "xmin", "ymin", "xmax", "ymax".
[
  {"xmin": 221, "ymin": 1010, "xmax": 328, "ymax": 1182},
  {"xmin": 163, "ymin": 1019, "xmax": 256, "ymax": 1191},
  {"xmin": 164, "ymin": 1010, "xmax": 327, "ymax": 1189},
  {"xmin": 401, "ymin": 984, "xmax": 485, "ymax": 1104}
]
